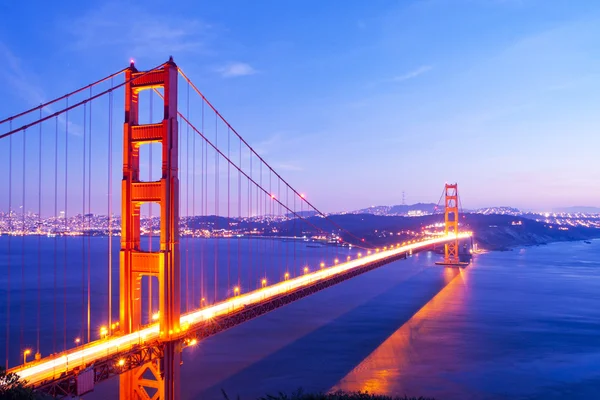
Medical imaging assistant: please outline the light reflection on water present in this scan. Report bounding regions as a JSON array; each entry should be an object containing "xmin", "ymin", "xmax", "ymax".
[
  {"xmin": 332, "ymin": 266, "xmax": 468, "ymax": 396},
  {"xmin": 335, "ymin": 240, "xmax": 600, "ymax": 400}
]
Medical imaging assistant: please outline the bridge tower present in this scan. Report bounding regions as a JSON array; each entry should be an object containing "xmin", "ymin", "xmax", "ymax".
[
  {"xmin": 119, "ymin": 58, "xmax": 181, "ymax": 400},
  {"xmin": 443, "ymin": 183, "xmax": 459, "ymax": 264}
]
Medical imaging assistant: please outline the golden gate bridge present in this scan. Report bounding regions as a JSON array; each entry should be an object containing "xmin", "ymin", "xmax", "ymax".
[{"xmin": 0, "ymin": 58, "xmax": 471, "ymax": 399}]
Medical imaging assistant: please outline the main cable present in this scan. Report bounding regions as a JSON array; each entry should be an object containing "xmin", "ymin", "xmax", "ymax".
[
  {"xmin": 177, "ymin": 67, "xmax": 372, "ymax": 248},
  {"xmin": 0, "ymin": 68, "xmax": 127, "ymax": 126}
]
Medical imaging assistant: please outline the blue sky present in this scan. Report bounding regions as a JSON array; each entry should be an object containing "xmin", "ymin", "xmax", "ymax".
[{"xmin": 1, "ymin": 0, "xmax": 599, "ymax": 212}]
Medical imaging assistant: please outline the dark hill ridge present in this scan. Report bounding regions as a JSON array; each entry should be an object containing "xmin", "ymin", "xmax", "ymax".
[
  {"xmin": 351, "ymin": 203, "xmax": 438, "ymax": 215},
  {"xmin": 284, "ymin": 213, "xmax": 600, "ymax": 250},
  {"xmin": 181, "ymin": 213, "xmax": 600, "ymax": 250}
]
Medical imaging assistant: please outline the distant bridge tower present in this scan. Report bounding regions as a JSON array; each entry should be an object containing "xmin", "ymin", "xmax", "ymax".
[
  {"xmin": 120, "ymin": 58, "xmax": 181, "ymax": 400},
  {"xmin": 443, "ymin": 183, "xmax": 459, "ymax": 264}
]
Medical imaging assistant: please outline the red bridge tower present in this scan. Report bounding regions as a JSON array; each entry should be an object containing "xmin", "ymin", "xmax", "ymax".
[{"xmin": 119, "ymin": 58, "xmax": 181, "ymax": 400}]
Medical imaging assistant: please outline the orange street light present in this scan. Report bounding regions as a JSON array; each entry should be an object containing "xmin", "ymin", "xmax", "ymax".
[
  {"xmin": 261, "ymin": 278, "xmax": 267, "ymax": 288},
  {"xmin": 23, "ymin": 349, "xmax": 31, "ymax": 364},
  {"xmin": 320, "ymin": 262, "xmax": 325, "ymax": 268},
  {"xmin": 100, "ymin": 326, "xmax": 108, "ymax": 339},
  {"xmin": 74, "ymin": 337, "xmax": 81, "ymax": 346},
  {"xmin": 284, "ymin": 272, "xmax": 289, "ymax": 280},
  {"xmin": 304, "ymin": 266, "xmax": 309, "ymax": 274},
  {"xmin": 234, "ymin": 287, "xmax": 240, "ymax": 296}
]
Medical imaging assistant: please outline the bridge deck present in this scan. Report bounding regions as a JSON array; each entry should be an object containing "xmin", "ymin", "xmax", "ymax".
[{"xmin": 11, "ymin": 234, "xmax": 470, "ymax": 395}]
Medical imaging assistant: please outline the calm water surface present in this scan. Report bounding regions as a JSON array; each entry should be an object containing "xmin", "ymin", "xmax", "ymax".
[{"xmin": 3, "ymin": 238, "xmax": 600, "ymax": 399}]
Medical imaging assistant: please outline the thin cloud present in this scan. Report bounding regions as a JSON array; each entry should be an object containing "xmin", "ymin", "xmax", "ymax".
[
  {"xmin": 392, "ymin": 65, "xmax": 433, "ymax": 82},
  {"xmin": 65, "ymin": 3, "xmax": 209, "ymax": 57},
  {"xmin": 218, "ymin": 62, "xmax": 257, "ymax": 78},
  {"xmin": 0, "ymin": 42, "xmax": 46, "ymax": 106},
  {"xmin": 0, "ymin": 41, "xmax": 83, "ymax": 136}
]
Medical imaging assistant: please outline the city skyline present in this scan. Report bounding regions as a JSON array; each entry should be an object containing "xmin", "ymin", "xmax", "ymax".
[{"xmin": 1, "ymin": 1, "xmax": 599, "ymax": 212}]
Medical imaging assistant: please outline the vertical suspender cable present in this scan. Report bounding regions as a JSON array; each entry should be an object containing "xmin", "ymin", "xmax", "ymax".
[
  {"xmin": 108, "ymin": 78, "xmax": 113, "ymax": 332},
  {"xmin": 21, "ymin": 128, "xmax": 26, "ymax": 354},
  {"xmin": 286, "ymin": 186, "xmax": 289, "ymax": 278},
  {"xmin": 82, "ymin": 102, "xmax": 87, "ymax": 345},
  {"xmin": 227, "ymin": 127, "xmax": 230, "ymax": 295},
  {"xmin": 268, "ymin": 170, "xmax": 272, "ymax": 282},
  {"xmin": 6, "ymin": 121, "xmax": 12, "ymax": 369},
  {"xmin": 238, "ymin": 137, "xmax": 241, "ymax": 289},
  {"xmin": 293, "ymin": 193, "xmax": 296, "ymax": 277},
  {"xmin": 53, "ymin": 117, "xmax": 58, "ymax": 355},
  {"xmin": 38, "ymin": 108, "xmax": 42, "ymax": 355},
  {"xmin": 200, "ymin": 101, "xmax": 204, "ymax": 307},
  {"xmin": 214, "ymin": 114, "xmax": 218, "ymax": 303},
  {"xmin": 259, "ymin": 163, "xmax": 262, "ymax": 281},
  {"xmin": 278, "ymin": 178, "xmax": 281, "ymax": 280},
  {"xmin": 177, "ymin": 114, "xmax": 181, "ymax": 308},
  {"xmin": 249, "ymin": 153, "xmax": 252, "ymax": 290},
  {"xmin": 64, "ymin": 98, "xmax": 69, "ymax": 352},
  {"xmin": 190, "ymin": 81, "xmax": 196, "ymax": 308},
  {"xmin": 301, "ymin": 196, "xmax": 305, "ymax": 271},
  {"xmin": 270, "ymin": 171, "xmax": 273, "ymax": 281},
  {"xmin": 178, "ymin": 115, "xmax": 182, "ymax": 306},
  {"xmin": 87, "ymin": 88, "xmax": 92, "ymax": 343},
  {"xmin": 186, "ymin": 89, "xmax": 190, "ymax": 312}
]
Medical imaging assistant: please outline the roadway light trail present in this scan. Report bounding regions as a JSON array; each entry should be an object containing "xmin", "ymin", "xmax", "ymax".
[{"xmin": 12, "ymin": 233, "xmax": 470, "ymax": 386}]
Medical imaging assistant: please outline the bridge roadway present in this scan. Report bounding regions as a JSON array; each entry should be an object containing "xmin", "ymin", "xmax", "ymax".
[{"xmin": 12, "ymin": 233, "xmax": 471, "ymax": 392}]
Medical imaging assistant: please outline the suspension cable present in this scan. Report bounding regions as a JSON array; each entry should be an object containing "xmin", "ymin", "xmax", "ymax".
[
  {"xmin": 0, "ymin": 68, "xmax": 127, "ymax": 126},
  {"xmin": 167, "ymin": 107, "xmax": 370, "ymax": 250},
  {"xmin": 1, "ymin": 63, "xmax": 166, "ymax": 140},
  {"xmin": 177, "ymin": 67, "xmax": 371, "ymax": 248}
]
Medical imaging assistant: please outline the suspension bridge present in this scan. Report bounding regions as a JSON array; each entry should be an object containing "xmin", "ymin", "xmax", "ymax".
[{"xmin": 0, "ymin": 58, "xmax": 472, "ymax": 399}]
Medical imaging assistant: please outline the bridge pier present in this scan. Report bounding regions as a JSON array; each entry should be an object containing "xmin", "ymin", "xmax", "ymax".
[{"xmin": 119, "ymin": 341, "xmax": 181, "ymax": 400}]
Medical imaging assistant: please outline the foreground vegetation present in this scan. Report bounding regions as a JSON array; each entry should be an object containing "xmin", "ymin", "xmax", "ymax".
[
  {"xmin": 0, "ymin": 367, "xmax": 38, "ymax": 400},
  {"xmin": 223, "ymin": 389, "xmax": 435, "ymax": 400}
]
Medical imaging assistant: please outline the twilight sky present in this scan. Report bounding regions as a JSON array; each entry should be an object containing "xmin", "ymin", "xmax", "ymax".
[{"xmin": 0, "ymin": 0, "xmax": 599, "ymax": 212}]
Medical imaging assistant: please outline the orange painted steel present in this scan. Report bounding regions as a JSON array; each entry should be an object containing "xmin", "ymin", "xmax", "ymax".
[
  {"xmin": 120, "ymin": 58, "xmax": 181, "ymax": 400},
  {"xmin": 443, "ymin": 183, "xmax": 460, "ymax": 264}
]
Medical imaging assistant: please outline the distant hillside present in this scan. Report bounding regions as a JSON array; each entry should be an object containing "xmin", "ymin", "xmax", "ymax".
[
  {"xmin": 474, "ymin": 206, "xmax": 521, "ymax": 215},
  {"xmin": 351, "ymin": 203, "xmax": 438, "ymax": 216},
  {"xmin": 389, "ymin": 203, "xmax": 438, "ymax": 214},
  {"xmin": 180, "ymin": 212, "xmax": 600, "ymax": 251},
  {"xmin": 274, "ymin": 213, "xmax": 600, "ymax": 250},
  {"xmin": 285, "ymin": 210, "xmax": 318, "ymax": 218},
  {"xmin": 552, "ymin": 206, "xmax": 600, "ymax": 214}
]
